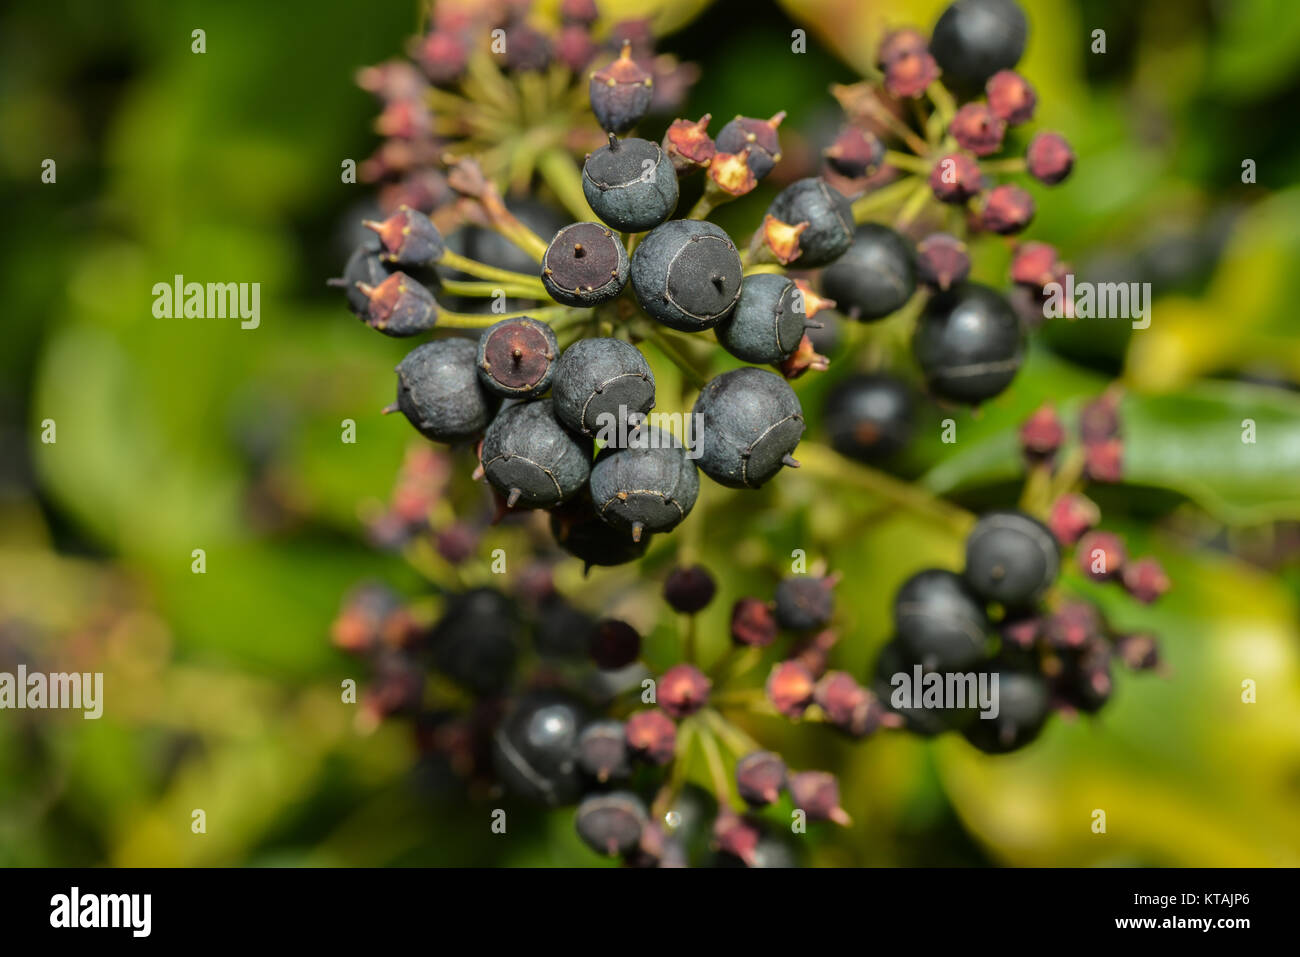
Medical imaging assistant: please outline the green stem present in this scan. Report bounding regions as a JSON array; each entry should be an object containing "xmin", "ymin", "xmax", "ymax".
[
  {"xmin": 851, "ymin": 175, "xmax": 921, "ymax": 223},
  {"xmin": 538, "ymin": 148, "xmax": 597, "ymax": 222},
  {"xmin": 439, "ymin": 278, "xmax": 548, "ymax": 301},
  {"xmin": 694, "ymin": 722, "xmax": 736, "ymax": 809},
  {"xmin": 436, "ymin": 305, "xmax": 572, "ymax": 329},
  {"xmin": 439, "ymin": 250, "xmax": 547, "ymax": 290},
  {"xmin": 894, "ymin": 180, "xmax": 933, "ymax": 229},
  {"xmin": 883, "ymin": 150, "xmax": 931, "ymax": 175}
]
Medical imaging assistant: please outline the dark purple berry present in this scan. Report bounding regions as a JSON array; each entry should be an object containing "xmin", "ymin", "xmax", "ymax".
[
  {"xmin": 824, "ymin": 373, "xmax": 914, "ymax": 462},
  {"xmin": 1045, "ymin": 600, "xmax": 1102, "ymax": 651},
  {"xmin": 480, "ymin": 399, "xmax": 593, "ymax": 509},
  {"xmin": 774, "ymin": 575, "xmax": 836, "ymax": 631},
  {"xmin": 492, "ymin": 692, "xmax": 587, "ymax": 805},
  {"xmin": 396, "ymin": 339, "xmax": 500, "ymax": 443},
  {"xmin": 503, "ymin": 22, "xmax": 551, "ymax": 73},
  {"xmin": 823, "ymin": 126, "xmax": 885, "ymax": 179},
  {"xmin": 715, "ymin": 112, "xmax": 785, "ymax": 180},
  {"xmin": 915, "ymin": 233, "xmax": 972, "ymax": 291},
  {"xmin": 550, "ymin": 494, "xmax": 651, "ymax": 570},
  {"xmin": 330, "ymin": 242, "xmax": 394, "ymax": 317},
  {"xmin": 820, "ymin": 224, "xmax": 916, "ymax": 321},
  {"xmin": 986, "ymin": 69, "xmax": 1036, "ymax": 124},
  {"xmin": 589, "ymin": 43, "xmax": 653, "ymax": 133},
  {"xmin": 930, "ymin": 0, "xmax": 1028, "ymax": 93},
  {"xmin": 928, "ymin": 152, "xmax": 984, "ymax": 204},
  {"xmin": 630, "ymin": 219, "xmax": 742, "ymax": 331},
  {"xmin": 541, "ymin": 222, "xmax": 629, "ymax": 306},
  {"xmin": 691, "ymin": 367, "xmax": 804, "ymax": 489},
  {"xmin": 582, "ymin": 134, "xmax": 678, "ymax": 231},
  {"xmin": 735, "ymin": 751, "xmax": 787, "ymax": 807},
  {"xmin": 788, "ymin": 771, "xmax": 851, "ymax": 825},
  {"xmin": 576, "ymin": 791, "xmax": 648, "ymax": 856},
  {"xmin": 476, "ymin": 317, "xmax": 559, "ymax": 399},
  {"xmin": 963, "ymin": 668, "xmax": 1049, "ymax": 753},
  {"xmin": 551, "ymin": 337, "xmax": 655, "ymax": 440},
  {"xmin": 872, "ymin": 639, "xmax": 975, "ymax": 736},
  {"xmin": 534, "ymin": 596, "xmax": 597, "ymax": 659},
  {"xmin": 576, "ymin": 719, "xmax": 632, "ymax": 782},
  {"xmin": 894, "ymin": 569, "xmax": 989, "ymax": 672},
  {"xmin": 964, "ymin": 510, "xmax": 1059, "ymax": 605},
  {"xmin": 764, "ymin": 178, "xmax": 854, "ymax": 268},
  {"xmin": 1078, "ymin": 530, "xmax": 1126, "ymax": 581},
  {"xmin": 731, "ymin": 597, "xmax": 777, "ymax": 647},
  {"xmin": 913, "ymin": 281, "xmax": 1024, "ymax": 403},
  {"xmin": 589, "ymin": 427, "xmax": 699, "ymax": 542},
  {"xmin": 1122, "ymin": 557, "xmax": 1170, "ymax": 604},
  {"xmin": 884, "ymin": 49, "xmax": 940, "ymax": 98},
  {"xmin": 363, "ymin": 205, "xmax": 445, "ymax": 266},
  {"xmin": 590, "ymin": 619, "xmax": 641, "ymax": 670},
  {"xmin": 658, "ymin": 663, "xmax": 710, "ymax": 717},
  {"xmin": 560, "ymin": 0, "xmax": 599, "ymax": 25},
  {"xmin": 429, "ymin": 588, "xmax": 520, "ymax": 694},
  {"xmin": 980, "ymin": 184, "xmax": 1035, "ymax": 234},
  {"xmin": 950, "ymin": 102, "xmax": 1006, "ymax": 156},
  {"xmin": 555, "ymin": 24, "xmax": 598, "ymax": 72},
  {"xmin": 357, "ymin": 272, "xmax": 438, "ymax": 336},
  {"xmin": 716, "ymin": 273, "xmax": 808, "ymax": 363},
  {"xmin": 663, "ymin": 566, "xmax": 716, "ymax": 614},
  {"xmin": 1026, "ymin": 132, "xmax": 1074, "ymax": 185}
]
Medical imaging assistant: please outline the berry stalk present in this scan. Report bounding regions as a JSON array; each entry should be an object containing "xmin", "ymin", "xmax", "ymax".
[
  {"xmin": 437, "ymin": 250, "xmax": 550, "ymax": 291},
  {"xmin": 435, "ymin": 305, "xmax": 574, "ymax": 329}
]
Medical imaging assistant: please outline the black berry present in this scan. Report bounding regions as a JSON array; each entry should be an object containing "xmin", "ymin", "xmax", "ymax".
[
  {"xmin": 913, "ymin": 281, "xmax": 1024, "ymax": 404},
  {"xmin": 533, "ymin": 595, "xmax": 597, "ymax": 659},
  {"xmin": 823, "ymin": 373, "xmax": 914, "ymax": 462},
  {"xmin": 492, "ymin": 691, "xmax": 587, "ymax": 805},
  {"xmin": 774, "ymin": 575, "xmax": 836, "ymax": 631},
  {"xmin": 715, "ymin": 273, "xmax": 808, "ymax": 363},
  {"xmin": 764, "ymin": 178, "xmax": 854, "ymax": 268},
  {"xmin": 550, "ymin": 493, "xmax": 652, "ymax": 570},
  {"xmin": 589, "ymin": 428, "xmax": 699, "ymax": 542},
  {"xmin": 630, "ymin": 219, "xmax": 743, "ymax": 331},
  {"xmin": 576, "ymin": 719, "xmax": 632, "ymax": 782},
  {"xmin": 820, "ymin": 224, "xmax": 916, "ymax": 321},
  {"xmin": 582, "ymin": 134, "xmax": 679, "ymax": 232},
  {"xmin": 429, "ymin": 588, "xmax": 520, "ymax": 695},
  {"xmin": 663, "ymin": 565, "xmax": 716, "ymax": 614},
  {"xmin": 541, "ymin": 222, "xmax": 629, "ymax": 306},
  {"xmin": 575, "ymin": 791, "xmax": 648, "ymax": 856},
  {"xmin": 551, "ymin": 337, "xmax": 655, "ymax": 441},
  {"xmin": 480, "ymin": 399, "xmax": 593, "ymax": 509},
  {"xmin": 930, "ymin": 0, "xmax": 1028, "ymax": 94},
  {"xmin": 894, "ymin": 569, "xmax": 989, "ymax": 671},
  {"xmin": 964, "ymin": 510, "xmax": 1060, "ymax": 605},
  {"xmin": 396, "ymin": 339, "xmax": 501, "ymax": 443},
  {"xmin": 590, "ymin": 619, "xmax": 641, "ymax": 670},
  {"xmin": 963, "ymin": 667, "xmax": 1049, "ymax": 753},
  {"xmin": 691, "ymin": 367, "xmax": 804, "ymax": 489}
]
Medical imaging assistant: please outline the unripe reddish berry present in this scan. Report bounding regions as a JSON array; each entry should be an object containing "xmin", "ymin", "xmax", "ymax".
[
  {"xmin": 1085, "ymin": 438, "xmax": 1124, "ymax": 483},
  {"xmin": 1078, "ymin": 531, "xmax": 1127, "ymax": 580},
  {"xmin": 735, "ymin": 751, "xmax": 787, "ymax": 807},
  {"xmin": 767, "ymin": 660, "xmax": 815, "ymax": 718},
  {"xmin": 624, "ymin": 709, "xmax": 677, "ymax": 765},
  {"xmin": 999, "ymin": 613, "xmax": 1041, "ymax": 651},
  {"xmin": 1114, "ymin": 632, "xmax": 1161, "ymax": 670},
  {"xmin": 415, "ymin": 30, "xmax": 469, "ymax": 86},
  {"xmin": 980, "ymin": 184, "xmax": 1035, "ymax": 234},
  {"xmin": 1049, "ymin": 493, "xmax": 1100, "ymax": 546},
  {"xmin": 950, "ymin": 102, "xmax": 1006, "ymax": 156},
  {"xmin": 1122, "ymin": 557, "xmax": 1170, "ymax": 604},
  {"xmin": 713, "ymin": 812, "xmax": 761, "ymax": 866},
  {"xmin": 1080, "ymin": 391, "xmax": 1122, "ymax": 443},
  {"xmin": 915, "ymin": 233, "xmax": 971, "ymax": 291},
  {"xmin": 877, "ymin": 27, "xmax": 928, "ymax": 66},
  {"xmin": 1046, "ymin": 600, "xmax": 1103, "ymax": 651},
  {"xmin": 663, "ymin": 114, "xmax": 715, "ymax": 173},
  {"xmin": 885, "ymin": 49, "xmax": 940, "ymax": 98},
  {"xmin": 1019, "ymin": 403, "xmax": 1064, "ymax": 459},
  {"xmin": 731, "ymin": 597, "xmax": 777, "ymax": 647},
  {"xmin": 823, "ymin": 127, "xmax": 885, "ymax": 180},
  {"xmin": 560, "ymin": 0, "xmax": 599, "ymax": 26},
  {"xmin": 555, "ymin": 24, "xmax": 598, "ymax": 72},
  {"xmin": 658, "ymin": 664, "xmax": 711, "ymax": 718},
  {"xmin": 1027, "ymin": 132, "xmax": 1075, "ymax": 185},
  {"xmin": 788, "ymin": 771, "xmax": 851, "ymax": 825},
  {"xmin": 929, "ymin": 152, "xmax": 983, "ymax": 203},
  {"xmin": 1010, "ymin": 241, "xmax": 1060, "ymax": 289},
  {"xmin": 986, "ymin": 70, "xmax": 1036, "ymax": 124}
]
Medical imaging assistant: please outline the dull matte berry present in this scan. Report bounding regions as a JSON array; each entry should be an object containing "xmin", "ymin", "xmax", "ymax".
[
  {"xmin": 731, "ymin": 597, "xmax": 778, "ymax": 647},
  {"xmin": 715, "ymin": 273, "xmax": 808, "ymax": 363},
  {"xmin": 415, "ymin": 30, "xmax": 470, "ymax": 86},
  {"xmin": 928, "ymin": 152, "xmax": 984, "ymax": 204},
  {"xmin": 430, "ymin": 588, "xmax": 520, "ymax": 694},
  {"xmin": 824, "ymin": 373, "xmax": 914, "ymax": 462},
  {"xmin": 878, "ymin": 27, "xmax": 928, "ymax": 65},
  {"xmin": 589, "ymin": 43, "xmax": 654, "ymax": 133},
  {"xmin": 363, "ymin": 650, "xmax": 425, "ymax": 719},
  {"xmin": 658, "ymin": 663, "xmax": 711, "ymax": 718},
  {"xmin": 986, "ymin": 69, "xmax": 1036, "ymax": 124},
  {"xmin": 630, "ymin": 219, "xmax": 742, "ymax": 331},
  {"xmin": 1115, "ymin": 632, "xmax": 1160, "ymax": 670},
  {"xmin": 774, "ymin": 576, "xmax": 836, "ymax": 631},
  {"xmin": 576, "ymin": 791, "xmax": 648, "ymax": 856},
  {"xmin": 560, "ymin": 0, "xmax": 599, "ymax": 25},
  {"xmin": 930, "ymin": 0, "xmax": 1028, "ymax": 93},
  {"xmin": 364, "ymin": 205, "xmax": 445, "ymax": 266},
  {"xmin": 576, "ymin": 719, "xmax": 632, "ymax": 782},
  {"xmin": 534, "ymin": 595, "xmax": 597, "ymax": 659},
  {"xmin": 1026, "ymin": 131, "xmax": 1075, "ymax": 185},
  {"xmin": 1057, "ymin": 647, "xmax": 1114, "ymax": 714},
  {"xmin": 821, "ymin": 224, "xmax": 916, "ymax": 321},
  {"xmin": 980, "ymin": 184, "xmax": 1035, "ymax": 234},
  {"xmin": 735, "ymin": 751, "xmax": 787, "ymax": 807},
  {"xmin": 915, "ymin": 233, "xmax": 972, "ymax": 291},
  {"xmin": 765, "ymin": 178, "xmax": 854, "ymax": 268},
  {"xmin": 331, "ymin": 242, "xmax": 394, "ymax": 316},
  {"xmin": 963, "ymin": 668, "xmax": 1049, "ymax": 753},
  {"xmin": 551, "ymin": 337, "xmax": 655, "ymax": 441},
  {"xmin": 589, "ymin": 428, "xmax": 699, "ymax": 542},
  {"xmin": 713, "ymin": 812, "xmax": 762, "ymax": 866},
  {"xmin": 476, "ymin": 316, "xmax": 559, "ymax": 399},
  {"xmin": 550, "ymin": 494, "xmax": 652, "ymax": 570},
  {"xmin": 715, "ymin": 113, "xmax": 785, "ymax": 180},
  {"xmin": 663, "ymin": 566, "xmax": 717, "ymax": 614},
  {"xmin": 582, "ymin": 134, "xmax": 679, "ymax": 232},
  {"xmin": 964, "ymin": 510, "xmax": 1060, "ymax": 605},
  {"xmin": 590, "ymin": 619, "xmax": 641, "ymax": 670},
  {"xmin": 332, "ymin": 582, "xmax": 416, "ymax": 655},
  {"xmin": 357, "ymin": 271, "xmax": 439, "ymax": 336},
  {"xmin": 555, "ymin": 23, "xmax": 598, "ymax": 72},
  {"xmin": 950, "ymin": 102, "xmax": 1006, "ymax": 156},
  {"xmin": 815, "ymin": 672, "xmax": 894, "ymax": 738},
  {"xmin": 894, "ymin": 568, "xmax": 989, "ymax": 672},
  {"xmin": 480, "ymin": 399, "xmax": 593, "ymax": 509},
  {"xmin": 492, "ymin": 691, "xmax": 587, "ymax": 805},
  {"xmin": 913, "ymin": 281, "xmax": 1024, "ymax": 403},
  {"xmin": 541, "ymin": 222, "xmax": 629, "ymax": 307},
  {"xmin": 691, "ymin": 367, "xmax": 804, "ymax": 489},
  {"xmin": 396, "ymin": 339, "xmax": 501, "ymax": 443},
  {"xmin": 625, "ymin": 708, "xmax": 677, "ymax": 765}
]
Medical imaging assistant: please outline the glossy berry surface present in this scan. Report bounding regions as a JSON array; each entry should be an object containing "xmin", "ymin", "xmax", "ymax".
[
  {"xmin": 576, "ymin": 719, "xmax": 631, "ymax": 782},
  {"xmin": 541, "ymin": 222, "xmax": 629, "ymax": 307},
  {"xmin": 764, "ymin": 178, "xmax": 854, "ymax": 267},
  {"xmin": 964, "ymin": 510, "xmax": 1060, "ymax": 605},
  {"xmin": 429, "ymin": 587, "xmax": 520, "ymax": 694},
  {"xmin": 691, "ymin": 367, "xmax": 804, "ymax": 489},
  {"xmin": 893, "ymin": 568, "xmax": 989, "ymax": 672},
  {"xmin": 715, "ymin": 273, "xmax": 807, "ymax": 363},
  {"xmin": 913, "ymin": 281, "xmax": 1024, "ymax": 403},
  {"xmin": 582, "ymin": 135, "xmax": 679, "ymax": 232},
  {"xmin": 551, "ymin": 336, "xmax": 655, "ymax": 441},
  {"xmin": 589, "ymin": 428, "xmax": 699, "ymax": 542},
  {"xmin": 550, "ymin": 494, "xmax": 651, "ymax": 570},
  {"xmin": 630, "ymin": 219, "xmax": 743, "ymax": 331},
  {"xmin": 824, "ymin": 374, "xmax": 914, "ymax": 462},
  {"xmin": 492, "ymin": 692, "xmax": 587, "ymax": 806},
  {"xmin": 475, "ymin": 316, "xmax": 559, "ymax": 399},
  {"xmin": 480, "ymin": 399, "xmax": 593, "ymax": 509},
  {"xmin": 396, "ymin": 338, "xmax": 500, "ymax": 444},
  {"xmin": 930, "ymin": 0, "xmax": 1028, "ymax": 93},
  {"xmin": 663, "ymin": 566, "xmax": 716, "ymax": 614},
  {"xmin": 962, "ymin": 668, "xmax": 1049, "ymax": 753},
  {"xmin": 820, "ymin": 224, "xmax": 916, "ymax": 321}
]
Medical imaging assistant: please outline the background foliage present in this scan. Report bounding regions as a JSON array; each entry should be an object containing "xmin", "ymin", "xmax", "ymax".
[{"xmin": 2, "ymin": 0, "xmax": 1299, "ymax": 866}]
